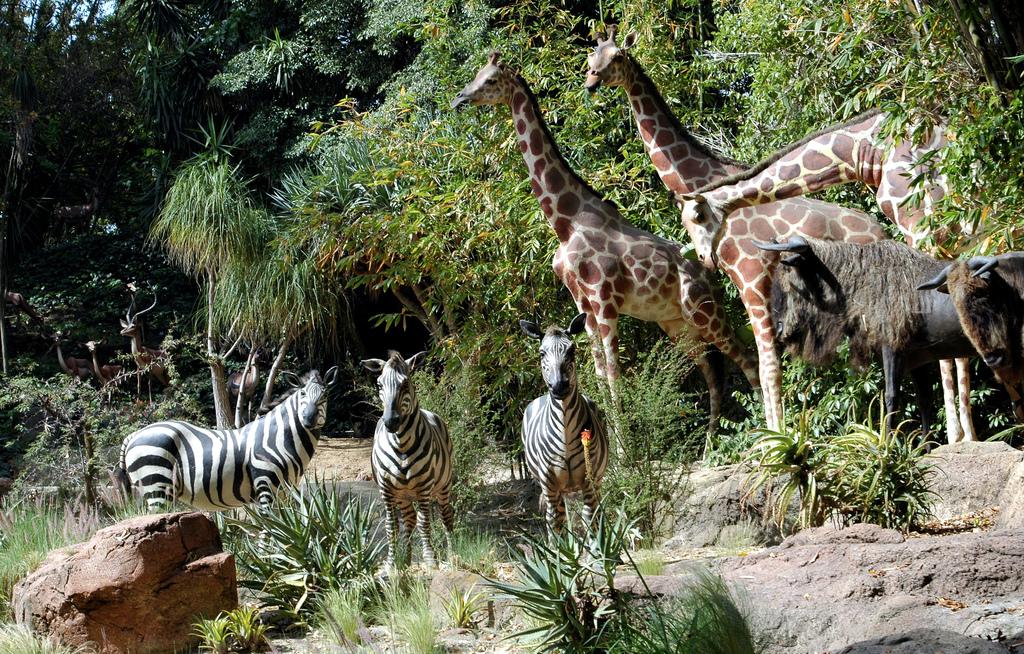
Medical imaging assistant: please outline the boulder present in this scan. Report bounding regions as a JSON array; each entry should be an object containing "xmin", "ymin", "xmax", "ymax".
[
  {"xmin": 14, "ymin": 511, "xmax": 237, "ymax": 654},
  {"xmin": 927, "ymin": 441, "xmax": 1024, "ymax": 527},
  {"xmin": 720, "ymin": 524, "xmax": 1024, "ymax": 653},
  {"xmin": 664, "ymin": 464, "xmax": 785, "ymax": 550}
]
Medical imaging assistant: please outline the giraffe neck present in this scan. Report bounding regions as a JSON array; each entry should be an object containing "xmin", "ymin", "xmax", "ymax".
[
  {"xmin": 704, "ymin": 110, "xmax": 888, "ymax": 216},
  {"xmin": 622, "ymin": 62, "xmax": 744, "ymax": 193},
  {"xmin": 508, "ymin": 75, "xmax": 614, "ymax": 237}
]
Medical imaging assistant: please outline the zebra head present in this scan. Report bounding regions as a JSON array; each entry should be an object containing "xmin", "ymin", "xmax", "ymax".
[
  {"xmin": 295, "ymin": 369, "xmax": 332, "ymax": 430},
  {"xmin": 361, "ymin": 351, "xmax": 428, "ymax": 432},
  {"xmin": 520, "ymin": 312, "xmax": 587, "ymax": 400}
]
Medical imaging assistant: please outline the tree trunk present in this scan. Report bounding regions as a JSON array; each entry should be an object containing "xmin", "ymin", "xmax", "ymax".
[
  {"xmin": 1, "ymin": 228, "xmax": 7, "ymax": 376},
  {"xmin": 234, "ymin": 345, "xmax": 257, "ymax": 428},
  {"xmin": 258, "ymin": 334, "xmax": 292, "ymax": 414},
  {"xmin": 206, "ymin": 273, "xmax": 233, "ymax": 428}
]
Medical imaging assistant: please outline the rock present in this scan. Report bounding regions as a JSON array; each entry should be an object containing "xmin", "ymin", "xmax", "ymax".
[
  {"xmin": 720, "ymin": 524, "xmax": 1024, "ymax": 653},
  {"xmin": 835, "ymin": 629, "xmax": 1010, "ymax": 653},
  {"xmin": 14, "ymin": 511, "xmax": 237, "ymax": 654},
  {"xmin": 664, "ymin": 464, "xmax": 785, "ymax": 550},
  {"xmin": 927, "ymin": 441, "xmax": 1024, "ymax": 526}
]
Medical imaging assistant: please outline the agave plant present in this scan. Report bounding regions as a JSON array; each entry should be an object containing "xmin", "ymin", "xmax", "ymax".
[
  {"xmin": 220, "ymin": 480, "xmax": 384, "ymax": 617},
  {"xmin": 744, "ymin": 407, "xmax": 830, "ymax": 529},
  {"xmin": 485, "ymin": 508, "xmax": 635, "ymax": 653},
  {"xmin": 827, "ymin": 409, "xmax": 937, "ymax": 531}
]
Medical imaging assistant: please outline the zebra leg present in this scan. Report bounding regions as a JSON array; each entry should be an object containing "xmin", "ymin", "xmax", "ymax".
[
  {"xmin": 143, "ymin": 484, "xmax": 173, "ymax": 513},
  {"xmin": 399, "ymin": 499, "xmax": 417, "ymax": 568},
  {"xmin": 382, "ymin": 500, "xmax": 399, "ymax": 571},
  {"xmin": 544, "ymin": 490, "xmax": 565, "ymax": 538},
  {"xmin": 416, "ymin": 501, "xmax": 437, "ymax": 568}
]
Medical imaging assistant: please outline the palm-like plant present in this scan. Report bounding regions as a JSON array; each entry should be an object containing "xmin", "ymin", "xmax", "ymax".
[
  {"xmin": 827, "ymin": 411, "xmax": 937, "ymax": 531},
  {"xmin": 745, "ymin": 407, "xmax": 828, "ymax": 530},
  {"xmin": 150, "ymin": 154, "xmax": 270, "ymax": 426}
]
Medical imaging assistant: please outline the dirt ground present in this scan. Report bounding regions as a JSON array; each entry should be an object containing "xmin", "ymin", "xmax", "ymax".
[{"xmin": 308, "ymin": 436, "xmax": 374, "ymax": 481}]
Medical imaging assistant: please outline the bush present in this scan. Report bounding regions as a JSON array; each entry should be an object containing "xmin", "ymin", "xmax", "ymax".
[
  {"xmin": 746, "ymin": 403, "xmax": 937, "ymax": 532},
  {"xmin": 579, "ymin": 338, "xmax": 706, "ymax": 544},
  {"xmin": 219, "ymin": 480, "xmax": 384, "ymax": 617},
  {"xmin": 192, "ymin": 606, "xmax": 269, "ymax": 653},
  {"xmin": 487, "ymin": 505, "xmax": 758, "ymax": 654},
  {"xmin": 370, "ymin": 576, "xmax": 440, "ymax": 654}
]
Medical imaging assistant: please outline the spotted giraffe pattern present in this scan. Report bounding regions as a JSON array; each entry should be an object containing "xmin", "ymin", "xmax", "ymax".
[
  {"xmin": 452, "ymin": 52, "xmax": 760, "ymax": 436},
  {"xmin": 585, "ymin": 29, "xmax": 885, "ymax": 431},
  {"xmin": 679, "ymin": 108, "xmax": 975, "ymax": 443}
]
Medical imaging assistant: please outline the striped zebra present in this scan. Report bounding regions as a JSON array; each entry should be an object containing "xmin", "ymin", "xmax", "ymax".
[
  {"xmin": 521, "ymin": 313, "xmax": 609, "ymax": 533},
  {"xmin": 114, "ymin": 369, "xmax": 336, "ymax": 512},
  {"xmin": 361, "ymin": 351, "xmax": 454, "ymax": 569}
]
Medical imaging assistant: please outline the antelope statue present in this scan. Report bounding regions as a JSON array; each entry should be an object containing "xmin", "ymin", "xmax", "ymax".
[
  {"xmin": 5, "ymin": 291, "xmax": 44, "ymax": 326},
  {"xmin": 229, "ymin": 352, "xmax": 261, "ymax": 426},
  {"xmin": 85, "ymin": 340, "xmax": 123, "ymax": 386},
  {"xmin": 120, "ymin": 290, "xmax": 171, "ymax": 387},
  {"xmin": 52, "ymin": 331, "xmax": 94, "ymax": 381}
]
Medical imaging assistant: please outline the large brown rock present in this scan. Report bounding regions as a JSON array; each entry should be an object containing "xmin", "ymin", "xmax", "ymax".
[
  {"xmin": 14, "ymin": 511, "xmax": 237, "ymax": 654},
  {"xmin": 720, "ymin": 524, "xmax": 1024, "ymax": 653}
]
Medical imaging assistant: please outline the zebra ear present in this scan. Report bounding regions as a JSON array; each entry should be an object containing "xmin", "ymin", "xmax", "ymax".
[
  {"xmin": 324, "ymin": 366, "xmax": 340, "ymax": 387},
  {"xmin": 520, "ymin": 320, "xmax": 543, "ymax": 340},
  {"xmin": 566, "ymin": 312, "xmax": 588, "ymax": 336},
  {"xmin": 280, "ymin": 371, "xmax": 301, "ymax": 388},
  {"xmin": 405, "ymin": 351, "xmax": 429, "ymax": 372},
  {"xmin": 361, "ymin": 359, "xmax": 385, "ymax": 374}
]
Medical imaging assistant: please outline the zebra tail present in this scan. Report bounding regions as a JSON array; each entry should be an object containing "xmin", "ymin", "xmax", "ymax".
[{"xmin": 111, "ymin": 442, "xmax": 132, "ymax": 499}]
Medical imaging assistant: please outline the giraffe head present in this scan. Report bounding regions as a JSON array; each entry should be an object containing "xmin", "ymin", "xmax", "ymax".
[
  {"xmin": 674, "ymin": 192, "xmax": 722, "ymax": 270},
  {"xmin": 451, "ymin": 51, "xmax": 518, "ymax": 109},
  {"xmin": 520, "ymin": 313, "xmax": 587, "ymax": 400},
  {"xmin": 362, "ymin": 351, "xmax": 427, "ymax": 432},
  {"xmin": 584, "ymin": 26, "xmax": 638, "ymax": 92}
]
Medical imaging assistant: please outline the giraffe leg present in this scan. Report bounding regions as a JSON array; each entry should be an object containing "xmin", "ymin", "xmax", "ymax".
[
  {"xmin": 695, "ymin": 351, "xmax": 724, "ymax": 442},
  {"xmin": 683, "ymin": 287, "xmax": 761, "ymax": 392},
  {"xmin": 581, "ymin": 310, "xmax": 608, "ymax": 380},
  {"xmin": 742, "ymin": 279, "xmax": 784, "ymax": 431},
  {"xmin": 659, "ymin": 319, "xmax": 724, "ymax": 440},
  {"xmin": 939, "ymin": 359, "xmax": 964, "ymax": 444},
  {"xmin": 955, "ymin": 359, "xmax": 977, "ymax": 441}
]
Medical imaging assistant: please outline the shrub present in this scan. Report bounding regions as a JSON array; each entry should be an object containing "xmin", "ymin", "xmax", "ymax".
[
  {"xmin": 613, "ymin": 571, "xmax": 759, "ymax": 654},
  {"xmin": 445, "ymin": 527, "xmax": 502, "ymax": 576},
  {"xmin": 578, "ymin": 338, "xmax": 705, "ymax": 544},
  {"xmin": 370, "ymin": 577, "xmax": 439, "ymax": 654},
  {"xmin": 219, "ymin": 480, "xmax": 384, "ymax": 617},
  {"xmin": 486, "ymin": 508, "xmax": 634, "ymax": 653},
  {"xmin": 192, "ymin": 606, "xmax": 269, "ymax": 653},
  {"xmin": 745, "ymin": 402, "xmax": 937, "ymax": 532},
  {"xmin": 441, "ymin": 585, "xmax": 486, "ymax": 629}
]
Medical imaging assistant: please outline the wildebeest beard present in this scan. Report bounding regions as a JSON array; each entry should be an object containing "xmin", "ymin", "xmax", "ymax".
[{"xmin": 769, "ymin": 239, "xmax": 946, "ymax": 369}]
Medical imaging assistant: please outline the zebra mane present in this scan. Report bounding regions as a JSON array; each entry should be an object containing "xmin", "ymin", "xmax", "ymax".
[
  {"xmin": 544, "ymin": 325, "xmax": 567, "ymax": 338},
  {"xmin": 386, "ymin": 351, "xmax": 408, "ymax": 372}
]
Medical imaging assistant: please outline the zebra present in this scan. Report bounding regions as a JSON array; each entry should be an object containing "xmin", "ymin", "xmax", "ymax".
[
  {"xmin": 114, "ymin": 368, "xmax": 336, "ymax": 512},
  {"xmin": 520, "ymin": 312, "xmax": 609, "ymax": 533},
  {"xmin": 361, "ymin": 351, "xmax": 454, "ymax": 570}
]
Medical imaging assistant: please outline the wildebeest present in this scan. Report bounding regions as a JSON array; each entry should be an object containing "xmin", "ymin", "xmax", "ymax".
[
  {"xmin": 918, "ymin": 254, "xmax": 1024, "ymax": 420},
  {"xmin": 759, "ymin": 236, "xmax": 981, "ymax": 434}
]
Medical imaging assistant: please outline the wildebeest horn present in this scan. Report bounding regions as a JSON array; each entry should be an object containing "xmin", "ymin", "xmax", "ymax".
[
  {"xmin": 752, "ymin": 236, "xmax": 811, "ymax": 254},
  {"xmin": 917, "ymin": 264, "xmax": 952, "ymax": 291},
  {"xmin": 967, "ymin": 256, "xmax": 999, "ymax": 278}
]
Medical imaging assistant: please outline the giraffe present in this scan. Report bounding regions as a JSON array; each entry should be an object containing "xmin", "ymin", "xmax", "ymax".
[
  {"xmin": 451, "ymin": 51, "xmax": 760, "ymax": 437},
  {"xmin": 584, "ymin": 28, "xmax": 886, "ymax": 431},
  {"xmin": 676, "ymin": 108, "xmax": 976, "ymax": 443}
]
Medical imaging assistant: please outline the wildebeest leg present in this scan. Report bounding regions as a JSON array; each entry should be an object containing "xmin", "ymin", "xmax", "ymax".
[
  {"xmin": 910, "ymin": 365, "xmax": 936, "ymax": 439},
  {"xmin": 955, "ymin": 359, "xmax": 977, "ymax": 441},
  {"xmin": 882, "ymin": 347, "xmax": 904, "ymax": 435}
]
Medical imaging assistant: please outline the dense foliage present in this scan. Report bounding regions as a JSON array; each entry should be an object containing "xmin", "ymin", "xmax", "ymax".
[{"xmin": 2, "ymin": 0, "xmax": 1023, "ymax": 539}]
